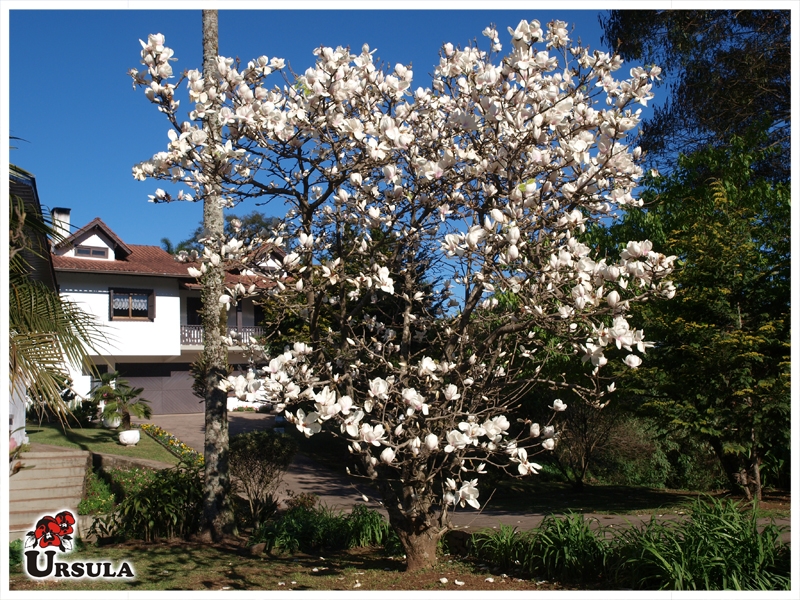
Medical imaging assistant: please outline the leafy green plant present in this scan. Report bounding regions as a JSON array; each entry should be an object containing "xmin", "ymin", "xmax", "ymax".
[
  {"xmin": 230, "ymin": 431, "xmax": 297, "ymax": 528},
  {"xmin": 528, "ymin": 513, "xmax": 609, "ymax": 584},
  {"xmin": 91, "ymin": 461, "xmax": 203, "ymax": 542},
  {"xmin": 251, "ymin": 503, "xmax": 396, "ymax": 555},
  {"xmin": 100, "ymin": 378, "xmax": 152, "ymax": 431},
  {"xmin": 9, "ymin": 539, "xmax": 23, "ymax": 569},
  {"xmin": 607, "ymin": 496, "xmax": 790, "ymax": 590},
  {"xmin": 78, "ymin": 468, "xmax": 116, "ymax": 515},
  {"xmin": 472, "ymin": 525, "xmax": 532, "ymax": 572}
]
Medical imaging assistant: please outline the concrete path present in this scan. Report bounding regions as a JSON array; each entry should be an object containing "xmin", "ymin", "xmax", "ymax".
[{"xmin": 134, "ymin": 413, "xmax": 791, "ymax": 542}]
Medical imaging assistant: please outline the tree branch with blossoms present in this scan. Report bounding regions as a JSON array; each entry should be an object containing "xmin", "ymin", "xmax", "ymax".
[{"xmin": 132, "ymin": 19, "xmax": 673, "ymax": 571}]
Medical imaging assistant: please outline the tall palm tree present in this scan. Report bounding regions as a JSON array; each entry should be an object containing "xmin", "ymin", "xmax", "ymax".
[{"xmin": 9, "ymin": 164, "xmax": 107, "ymax": 423}]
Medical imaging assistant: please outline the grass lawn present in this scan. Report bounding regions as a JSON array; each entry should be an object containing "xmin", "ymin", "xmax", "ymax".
[
  {"xmin": 8, "ymin": 540, "xmax": 571, "ymax": 591},
  {"xmin": 26, "ymin": 420, "xmax": 179, "ymax": 465}
]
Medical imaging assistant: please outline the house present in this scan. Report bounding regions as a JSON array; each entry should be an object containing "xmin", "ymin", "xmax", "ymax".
[
  {"xmin": 50, "ymin": 211, "xmax": 275, "ymax": 414},
  {"xmin": 9, "ymin": 167, "xmax": 60, "ymax": 446}
]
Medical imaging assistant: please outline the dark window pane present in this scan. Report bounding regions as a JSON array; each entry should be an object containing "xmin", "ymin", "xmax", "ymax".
[{"xmin": 130, "ymin": 294, "xmax": 149, "ymax": 318}]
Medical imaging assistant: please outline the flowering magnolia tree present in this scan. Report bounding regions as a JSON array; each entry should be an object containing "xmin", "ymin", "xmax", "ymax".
[{"xmin": 132, "ymin": 20, "xmax": 674, "ymax": 570}]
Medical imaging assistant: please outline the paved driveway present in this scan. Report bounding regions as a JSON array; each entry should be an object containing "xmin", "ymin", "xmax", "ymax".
[{"xmin": 135, "ymin": 413, "xmax": 791, "ymax": 541}]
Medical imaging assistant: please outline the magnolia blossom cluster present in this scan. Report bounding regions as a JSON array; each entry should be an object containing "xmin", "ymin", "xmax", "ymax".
[{"xmin": 133, "ymin": 21, "xmax": 674, "ymax": 518}]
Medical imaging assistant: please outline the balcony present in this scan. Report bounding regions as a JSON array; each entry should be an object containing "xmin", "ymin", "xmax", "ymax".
[{"xmin": 180, "ymin": 325, "xmax": 266, "ymax": 346}]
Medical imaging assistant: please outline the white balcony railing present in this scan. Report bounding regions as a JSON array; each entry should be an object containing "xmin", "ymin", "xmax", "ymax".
[{"xmin": 180, "ymin": 325, "xmax": 265, "ymax": 346}]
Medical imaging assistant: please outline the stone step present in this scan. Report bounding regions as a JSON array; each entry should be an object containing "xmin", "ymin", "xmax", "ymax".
[
  {"xmin": 10, "ymin": 464, "xmax": 89, "ymax": 481},
  {"xmin": 10, "ymin": 495, "xmax": 84, "ymax": 514},
  {"xmin": 11, "ymin": 483, "xmax": 84, "ymax": 502},
  {"xmin": 20, "ymin": 450, "xmax": 91, "ymax": 460},
  {"xmin": 9, "ymin": 502, "xmax": 85, "ymax": 533},
  {"xmin": 15, "ymin": 453, "xmax": 90, "ymax": 468},
  {"xmin": 11, "ymin": 475, "xmax": 85, "ymax": 490}
]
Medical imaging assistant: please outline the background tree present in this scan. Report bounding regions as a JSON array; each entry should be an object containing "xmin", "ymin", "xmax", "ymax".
[
  {"xmin": 600, "ymin": 10, "xmax": 791, "ymax": 180},
  {"xmin": 161, "ymin": 211, "xmax": 280, "ymax": 255},
  {"xmin": 132, "ymin": 20, "xmax": 675, "ymax": 570},
  {"xmin": 599, "ymin": 133, "xmax": 790, "ymax": 500}
]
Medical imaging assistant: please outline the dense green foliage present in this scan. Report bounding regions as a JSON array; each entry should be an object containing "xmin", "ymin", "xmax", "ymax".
[
  {"xmin": 250, "ymin": 497, "xmax": 399, "ymax": 555},
  {"xmin": 161, "ymin": 211, "xmax": 281, "ymax": 255},
  {"xmin": 600, "ymin": 10, "xmax": 790, "ymax": 179},
  {"xmin": 8, "ymin": 539, "xmax": 23, "ymax": 568},
  {"xmin": 471, "ymin": 497, "xmax": 789, "ymax": 590},
  {"xmin": 599, "ymin": 136, "xmax": 790, "ymax": 499},
  {"xmin": 89, "ymin": 462, "xmax": 204, "ymax": 542},
  {"xmin": 608, "ymin": 498, "xmax": 790, "ymax": 590}
]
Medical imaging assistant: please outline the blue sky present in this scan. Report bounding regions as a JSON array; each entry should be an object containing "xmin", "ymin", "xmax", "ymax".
[{"xmin": 9, "ymin": 6, "xmax": 624, "ymax": 248}]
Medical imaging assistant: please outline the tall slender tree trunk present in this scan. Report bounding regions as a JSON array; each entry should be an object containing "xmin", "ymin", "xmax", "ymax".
[{"xmin": 200, "ymin": 8, "xmax": 234, "ymax": 540}]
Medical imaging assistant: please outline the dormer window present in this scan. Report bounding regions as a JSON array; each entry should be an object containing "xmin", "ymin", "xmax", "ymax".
[{"xmin": 75, "ymin": 245, "xmax": 109, "ymax": 259}]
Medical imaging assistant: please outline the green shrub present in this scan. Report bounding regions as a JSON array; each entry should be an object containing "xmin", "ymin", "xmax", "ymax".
[
  {"xmin": 251, "ymin": 503, "xmax": 397, "ymax": 554},
  {"xmin": 90, "ymin": 461, "xmax": 203, "ymax": 542},
  {"xmin": 607, "ymin": 496, "xmax": 790, "ymax": 590},
  {"xmin": 9, "ymin": 539, "xmax": 23, "ymax": 569},
  {"xmin": 78, "ymin": 468, "xmax": 115, "ymax": 515},
  {"xmin": 230, "ymin": 430, "xmax": 297, "ymax": 528},
  {"xmin": 528, "ymin": 513, "xmax": 609, "ymax": 583},
  {"xmin": 472, "ymin": 524, "xmax": 532, "ymax": 572}
]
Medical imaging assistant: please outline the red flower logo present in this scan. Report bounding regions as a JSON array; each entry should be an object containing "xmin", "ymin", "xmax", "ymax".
[
  {"xmin": 55, "ymin": 511, "xmax": 76, "ymax": 535},
  {"xmin": 26, "ymin": 510, "xmax": 75, "ymax": 552}
]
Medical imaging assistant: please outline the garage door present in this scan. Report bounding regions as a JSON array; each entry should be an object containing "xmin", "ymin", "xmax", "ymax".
[{"xmin": 126, "ymin": 371, "xmax": 204, "ymax": 415}]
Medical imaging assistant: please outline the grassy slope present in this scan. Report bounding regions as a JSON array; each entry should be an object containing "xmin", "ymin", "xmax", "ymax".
[{"xmin": 26, "ymin": 420, "xmax": 179, "ymax": 465}]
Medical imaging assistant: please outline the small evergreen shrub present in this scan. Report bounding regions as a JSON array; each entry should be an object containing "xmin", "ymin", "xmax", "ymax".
[{"xmin": 230, "ymin": 430, "xmax": 297, "ymax": 528}]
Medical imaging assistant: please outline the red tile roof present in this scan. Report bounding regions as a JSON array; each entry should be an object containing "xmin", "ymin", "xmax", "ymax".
[{"xmin": 52, "ymin": 244, "xmax": 194, "ymax": 277}]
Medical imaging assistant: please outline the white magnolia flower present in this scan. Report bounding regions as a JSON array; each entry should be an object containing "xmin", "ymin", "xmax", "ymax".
[
  {"xmin": 360, "ymin": 423, "xmax": 387, "ymax": 446},
  {"xmin": 380, "ymin": 447, "xmax": 396, "ymax": 464},
  {"xmin": 443, "ymin": 384, "xmax": 461, "ymax": 401},
  {"xmin": 542, "ymin": 438, "xmax": 555, "ymax": 451},
  {"xmin": 368, "ymin": 377, "xmax": 390, "ymax": 400},
  {"xmin": 444, "ymin": 429, "xmax": 471, "ymax": 453},
  {"xmin": 424, "ymin": 433, "xmax": 439, "ymax": 451},
  {"xmin": 418, "ymin": 356, "xmax": 438, "ymax": 378},
  {"xmin": 550, "ymin": 399, "xmax": 567, "ymax": 412},
  {"xmin": 624, "ymin": 354, "xmax": 643, "ymax": 369},
  {"xmin": 457, "ymin": 479, "xmax": 480, "ymax": 509}
]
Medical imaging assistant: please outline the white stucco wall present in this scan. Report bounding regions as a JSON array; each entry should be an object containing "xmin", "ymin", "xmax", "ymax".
[
  {"xmin": 59, "ymin": 233, "xmax": 115, "ymax": 260},
  {"xmin": 57, "ymin": 272, "xmax": 181, "ymax": 358}
]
